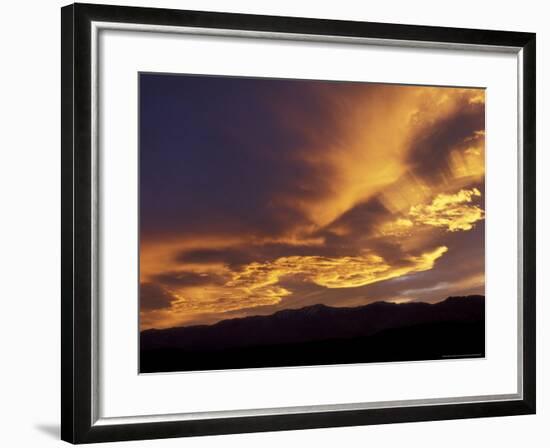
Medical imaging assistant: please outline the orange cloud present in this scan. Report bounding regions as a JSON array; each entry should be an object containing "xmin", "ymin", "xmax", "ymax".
[
  {"xmin": 140, "ymin": 246, "xmax": 448, "ymax": 329},
  {"xmin": 409, "ymin": 188, "xmax": 484, "ymax": 232},
  {"xmin": 381, "ymin": 188, "xmax": 484, "ymax": 236}
]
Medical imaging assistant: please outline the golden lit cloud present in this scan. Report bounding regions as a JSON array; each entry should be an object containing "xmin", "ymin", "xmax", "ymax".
[
  {"xmin": 381, "ymin": 188, "xmax": 484, "ymax": 237},
  {"xmin": 408, "ymin": 188, "xmax": 484, "ymax": 232},
  {"xmin": 218, "ymin": 245, "xmax": 447, "ymax": 294}
]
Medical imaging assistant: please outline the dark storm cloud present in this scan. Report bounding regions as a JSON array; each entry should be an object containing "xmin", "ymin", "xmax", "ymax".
[
  {"xmin": 407, "ymin": 96, "xmax": 484, "ymax": 183},
  {"xmin": 140, "ymin": 282, "xmax": 176, "ymax": 310},
  {"xmin": 152, "ymin": 271, "xmax": 227, "ymax": 287},
  {"xmin": 175, "ymin": 248, "xmax": 253, "ymax": 267},
  {"xmin": 139, "ymin": 74, "xmax": 352, "ymax": 241},
  {"xmin": 175, "ymin": 241, "xmax": 349, "ymax": 268},
  {"xmin": 323, "ymin": 197, "xmax": 389, "ymax": 237},
  {"xmin": 317, "ymin": 197, "xmax": 400, "ymax": 256}
]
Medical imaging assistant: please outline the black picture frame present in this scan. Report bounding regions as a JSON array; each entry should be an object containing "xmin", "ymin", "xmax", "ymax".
[{"xmin": 61, "ymin": 2, "xmax": 536, "ymax": 444}]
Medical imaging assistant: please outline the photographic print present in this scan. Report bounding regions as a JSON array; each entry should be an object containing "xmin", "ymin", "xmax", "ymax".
[{"xmin": 139, "ymin": 74, "xmax": 485, "ymax": 373}]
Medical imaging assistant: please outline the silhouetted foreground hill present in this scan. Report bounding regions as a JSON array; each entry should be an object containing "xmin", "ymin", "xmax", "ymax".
[{"xmin": 140, "ymin": 295, "xmax": 485, "ymax": 373}]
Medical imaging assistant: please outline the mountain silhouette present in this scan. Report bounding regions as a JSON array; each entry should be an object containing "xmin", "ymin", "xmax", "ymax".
[{"xmin": 140, "ymin": 295, "xmax": 485, "ymax": 373}]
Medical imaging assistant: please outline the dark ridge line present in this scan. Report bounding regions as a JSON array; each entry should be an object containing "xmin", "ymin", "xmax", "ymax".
[{"xmin": 142, "ymin": 294, "xmax": 485, "ymax": 334}]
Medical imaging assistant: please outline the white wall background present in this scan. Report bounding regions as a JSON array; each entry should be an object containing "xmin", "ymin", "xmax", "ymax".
[{"xmin": 0, "ymin": 0, "xmax": 546, "ymax": 446}]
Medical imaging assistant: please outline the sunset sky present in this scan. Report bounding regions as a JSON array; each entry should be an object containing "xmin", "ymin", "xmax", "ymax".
[{"xmin": 139, "ymin": 74, "xmax": 485, "ymax": 330}]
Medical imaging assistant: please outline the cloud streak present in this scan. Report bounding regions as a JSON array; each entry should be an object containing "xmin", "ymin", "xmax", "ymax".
[
  {"xmin": 381, "ymin": 188, "xmax": 484, "ymax": 235},
  {"xmin": 408, "ymin": 188, "xmax": 484, "ymax": 231}
]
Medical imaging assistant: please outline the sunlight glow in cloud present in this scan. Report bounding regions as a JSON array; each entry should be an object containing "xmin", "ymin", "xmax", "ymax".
[
  {"xmin": 409, "ymin": 188, "xmax": 484, "ymax": 232},
  {"xmin": 381, "ymin": 188, "xmax": 484, "ymax": 236},
  {"xmin": 230, "ymin": 245, "xmax": 447, "ymax": 291}
]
